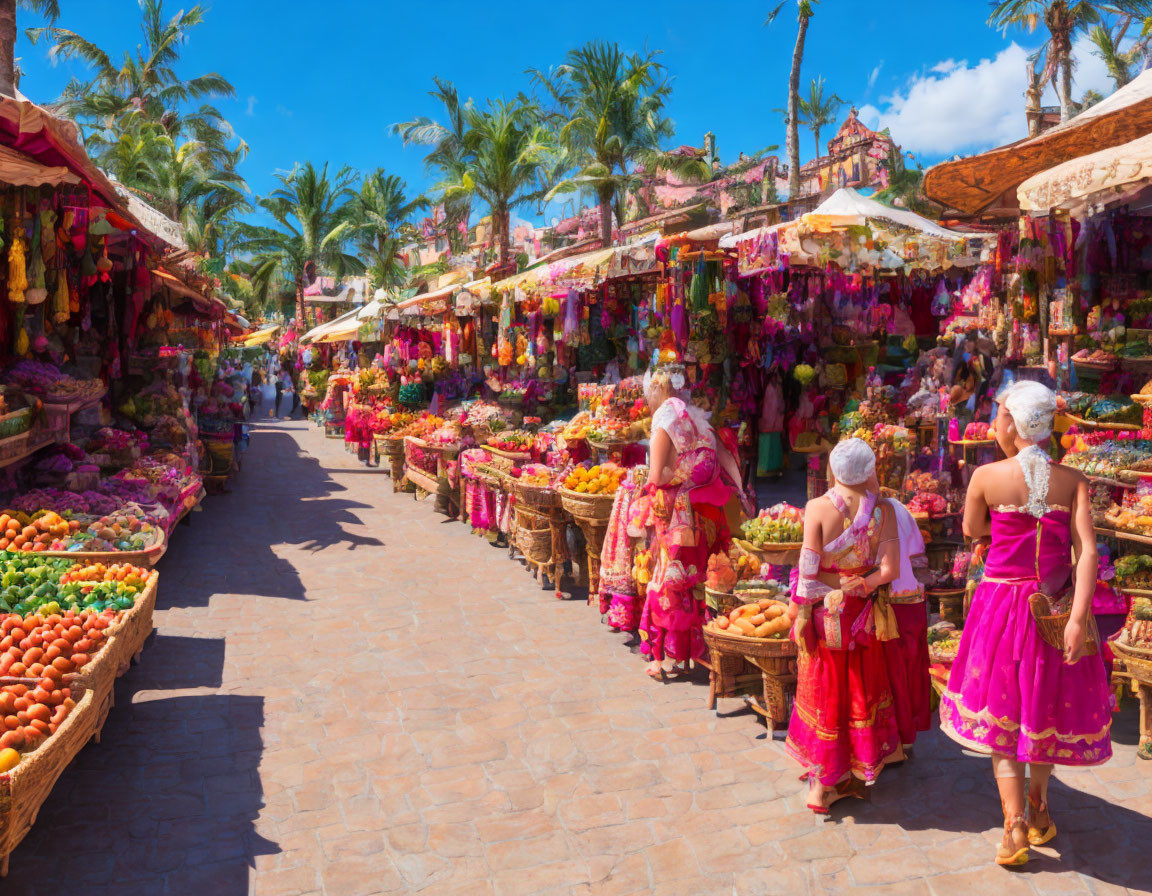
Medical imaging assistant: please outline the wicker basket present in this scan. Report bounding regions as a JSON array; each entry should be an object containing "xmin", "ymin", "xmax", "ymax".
[
  {"xmin": 702, "ymin": 624, "xmax": 797, "ymax": 665},
  {"xmin": 516, "ymin": 522, "xmax": 554, "ymax": 564},
  {"xmin": 733, "ymin": 539, "xmax": 802, "ymax": 567},
  {"xmin": 705, "ymin": 587, "xmax": 745, "ymax": 616},
  {"xmin": 1112, "ymin": 632, "xmax": 1152, "ymax": 682},
  {"xmin": 107, "ymin": 574, "xmax": 159, "ymax": 667},
  {"xmin": 0, "ymin": 678, "xmax": 97, "ymax": 876},
  {"xmin": 486, "ymin": 445, "xmax": 532, "ymax": 462},
  {"xmin": 36, "ymin": 530, "xmax": 167, "ymax": 569},
  {"xmin": 558, "ymin": 486, "xmax": 616, "ymax": 521},
  {"xmin": 1028, "ymin": 593, "xmax": 1100, "ymax": 655},
  {"xmin": 512, "ymin": 479, "xmax": 559, "ymax": 512}
]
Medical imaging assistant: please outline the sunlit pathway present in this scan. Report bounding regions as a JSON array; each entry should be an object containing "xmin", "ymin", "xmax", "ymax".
[{"xmin": 5, "ymin": 419, "xmax": 1150, "ymax": 896}]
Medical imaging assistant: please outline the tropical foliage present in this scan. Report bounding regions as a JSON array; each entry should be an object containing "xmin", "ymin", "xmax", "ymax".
[
  {"xmin": 528, "ymin": 41, "xmax": 680, "ymax": 246},
  {"xmin": 29, "ymin": 0, "xmax": 250, "ymax": 264},
  {"xmin": 797, "ymin": 76, "xmax": 843, "ymax": 160},
  {"xmin": 988, "ymin": 1, "xmax": 1152, "ymax": 121},
  {"xmin": 239, "ymin": 162, "xmax": 364, "ymax": 325}
]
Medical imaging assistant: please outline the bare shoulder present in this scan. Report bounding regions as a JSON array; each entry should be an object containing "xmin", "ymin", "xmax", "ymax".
[{"xmin": 1050, "ymin": 462, "xmax": 1087, "ymax": 487}]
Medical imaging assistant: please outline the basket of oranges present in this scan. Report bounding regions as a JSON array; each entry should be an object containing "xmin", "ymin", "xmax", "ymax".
[{"xmin": 558, "ymin": 464, "xmax": 624, "ymax": 521}]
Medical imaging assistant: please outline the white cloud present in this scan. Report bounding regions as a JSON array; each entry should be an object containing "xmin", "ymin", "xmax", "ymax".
[
  {"xmin": 859, "ymin": 35, "xmax": 1125, "ymax": 160},
  {"xmin": 246, "ymin": 96, "xmax": 257, "ymax": 116},
  {"xmin": 858, "ymin": 43, "xmax": 1032, "ymax": 157},
  {"xmin": 931, "ymin": 59, "xmax": 961, "ymax": 75},
  {"xmin": 867, "ymin": 62, "xmax": 883, "ymax": 90}
]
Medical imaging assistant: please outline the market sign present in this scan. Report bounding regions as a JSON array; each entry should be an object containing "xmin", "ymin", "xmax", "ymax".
[{"xmin": 1018, "ymin": 131, "xmax": 1152, "ymax": 214}]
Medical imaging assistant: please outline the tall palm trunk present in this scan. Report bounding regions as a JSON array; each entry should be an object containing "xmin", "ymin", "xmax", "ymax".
[
  {"xmin": 1060, "ymin": 56, "xmax": 1074, "ymax": 121},
  {"xmin": 813, "ymin": 125, "xmax": 821, "ymax": 160},
  {"xmin": 786, "ymin": 13, "xmax": 810, "ymax": 200},
  {"xmin": 0, "ymin": 0, "xmax": 16, "ymax": 98},
  {"xmin": 295, "ymin": 282, "xmax": 305, "ymax": 330},
  {"xmin": 494, "ymin": 206, "xmax": 510, "ymax": 267},
  {"xmin": 598, "ymin": 185, "xmax": 614, "ymax": 248}
]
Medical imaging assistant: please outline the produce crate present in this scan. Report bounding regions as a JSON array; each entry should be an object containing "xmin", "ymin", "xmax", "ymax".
[
  {"xmin": 0, "ymin": 407, "xmax": 32, "ymax": 440},
  {"xmin": 0, "ymin": 432, "xmax": 28, "ymax": 465},
  {"xmin": 38, "ymin": 530, "xmax": 166, "ymax": 569},
  {"xmin": 0, "ymin": 679, "xmax": 97, "ymax": 876},
  {"xmin": 106, "ymin": 574, "xmax": 159, "ymax": 670}
]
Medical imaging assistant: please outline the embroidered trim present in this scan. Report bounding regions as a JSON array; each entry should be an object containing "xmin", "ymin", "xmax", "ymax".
[{"xmin": 994, "ymin": 503, "xmax": 1071, "ymax": 514}]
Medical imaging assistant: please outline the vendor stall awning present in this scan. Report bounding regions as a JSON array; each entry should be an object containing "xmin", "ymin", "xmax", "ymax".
[
  {"xmin": 1017, "ymin": 131, "xmax": 1152, "ymax": 213},
  {"xmin": 924, "ymin": 69, "xmax": 1152, "ymax": 217},
  {"xmin": 0, "ymin": 142, "xmax": 80, "ymax": 187},
  {"xmin": 803, "ymin": 188, "xmax": 966, "ymax": 239},
  {"xmin": 239, "ymin": 324, "xmax": 280, "ymax": 347},
  {"xmin": 300, "ymin": 307, "xmax": 361, "ymax": 344},
  {"xmin": 152, "ymin": 268, "xmax": 224, "ymax": 316},
  {"xmin": 317, "ymin": 316, "xmax": 364, "ymax": 344},
  {"xmin": 497, "ymin": 246, "xmax": 616, "ymax": 291}
]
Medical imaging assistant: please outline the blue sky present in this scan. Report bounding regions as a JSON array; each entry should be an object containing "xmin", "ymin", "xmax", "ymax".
[{"xmin": 12, "ymin": 0, "xmax": 1124, "ymax": 224}]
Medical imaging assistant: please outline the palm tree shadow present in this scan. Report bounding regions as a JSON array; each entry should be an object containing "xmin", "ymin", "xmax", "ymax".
[{"xmin": 158, "ymin": 426, "xmax": 384, "ymax": 607}]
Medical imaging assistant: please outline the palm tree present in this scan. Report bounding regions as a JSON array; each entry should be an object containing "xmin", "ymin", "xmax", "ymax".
[
  {"xmin": 238, "ymin": 162, "xmax": 363, "ymax": 327},
  {"xmin": 392, "ymin": 78, "xmax": 473, "ymax": 251},
  {"xmin": 0, "ymin": 0, "xmax": 57, "ymax": 96},
  {"xmin": 873, "ymin": 152, "xmax": 935, "ymax": 218},
  {"xmin": 797, "ymin": 75, "xmax": 843, "ymax": 160},
  {"xmin": 1087, "ymin": 20, "xmax": 1145, "ymax": 86},
  {"xmin": 344, "ymin": 170, "xmax": 428, "ymax": 292},
  {"xmin": 29, "ymin": 0, "xmax": 235, "ymax": 145},
  {"xmin": 442, "ymin": 98, "xmax": 551, "ymax": 268},
  {"xmin": 528, "ymin": 41, "xmax": 675, "ymax": 247},
  {"xmin": 767, "ymin": 1, "xmax": 819, "ymax": 200},
  {"xmin": 989, "ymin": 2, "xmax": 1152, "ymax": 122}
]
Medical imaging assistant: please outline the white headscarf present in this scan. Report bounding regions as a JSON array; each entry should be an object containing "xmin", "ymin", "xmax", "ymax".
[
  {"xmin": 829, "ymin": 437, "xmax": 876, "ymax": 486},
  {"xmin": 1000, "ymin": 380, "xmax": 1058, "ymax": 442}
]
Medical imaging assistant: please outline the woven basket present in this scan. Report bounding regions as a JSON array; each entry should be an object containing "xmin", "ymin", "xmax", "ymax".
[
  {"xmin": 558, "ymin": 486, "xmax": 615, "ymax": 521},
  {"xmin": 705, "ymin": 587, "xmax": 744, "ymax": 616},
  {"xmin": 516, "ymin": 522, "xmax": 554, "ymax": 564},
  {"xmin": 36, "ymin": 530, "xmax": 166, "ymax": 569},
  {"xmin": 702, "ymin": 624, "xmax": 797, "ymax": 666},
  {"xmin": 513, "ymin": 479, "xmax": 559, "ymax": 512},
  {"xmin": 1028, "ymin": 593, "xmax": 1101, "ymax": 655},
  {"xmin": 486, "ymin": 445, "xmax": 532, "ymax": 462},
  {"xmin": 0, "ymin": 678, "xmax": 97, "ymax": 876},
  {"xmin": 1112, "ymin": 631, "xmax": 1152, "ymax": 682},
  {"xmin": 733, "ymin": 539, "xmax": 802, "ymax": 567},
  {"xmin": 107, "ymin": 574, "xmax": 159, "ymax": 667}
]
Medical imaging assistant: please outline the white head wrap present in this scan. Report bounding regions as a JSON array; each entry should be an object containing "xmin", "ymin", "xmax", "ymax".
[
  {"xmin": 643, "ymin": 365, "xmax": 687, "ymax": 403},
  {"xmin": 829, "ymin": 437, "xmax": 876, "ymax": 486},
  {"xmin": 1000, "ymin": 380, "xmax": 1057, "ymax": 442}
]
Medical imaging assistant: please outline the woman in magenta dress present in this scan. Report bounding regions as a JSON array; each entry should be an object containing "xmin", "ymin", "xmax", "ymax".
[
  {"xmin": 786, "ymin": 439, "xmax": 905, "ymax": 813},
  {"xmin": 940, "ymin": 381, "xmax": 1111, "ymax": 867},
  {"xmin": 637, "ymin": 363, "xmax": 741, "ymax": 678}
]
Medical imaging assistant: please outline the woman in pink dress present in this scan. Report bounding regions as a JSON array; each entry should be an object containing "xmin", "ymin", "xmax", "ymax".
[
  {"xmin": 787, "ymin": 439, "xmax": 905, "ymax": 813},
  {"xmin": 637, "ymin": 363, "xmax": 741, "ymax": 678},
  {"xmin": 940, "ymin": 381, "xmax": 1111, "ymax": 867}
]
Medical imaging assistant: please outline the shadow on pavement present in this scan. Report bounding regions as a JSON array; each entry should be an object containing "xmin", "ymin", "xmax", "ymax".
[
  {"xmin": 4, "ymin": 693, "xmax": 272, "ymax": 896},
  {"xmin": 157, "ymin": 425, "xmax": 383, "ymax": 609}
]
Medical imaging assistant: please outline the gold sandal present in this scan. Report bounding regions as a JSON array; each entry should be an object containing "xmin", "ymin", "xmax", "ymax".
[
  {"xmin": 996, "ymin": 811, "xmax": 1030, "ymax": 867},
  {"xmin": 1027, "ymin": 794, "xmax": 1057, "ymax": 846}
]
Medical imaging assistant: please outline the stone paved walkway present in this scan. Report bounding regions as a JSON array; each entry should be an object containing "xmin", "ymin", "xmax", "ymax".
[{"xmin": 5, "ymin": 419, "xmax": 1151, "ymax": 896}]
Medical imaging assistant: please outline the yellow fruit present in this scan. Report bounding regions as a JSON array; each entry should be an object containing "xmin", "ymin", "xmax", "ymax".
[{"xmin": 0, "ymin": 748, "xmax": 19, "ymax": 772}]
